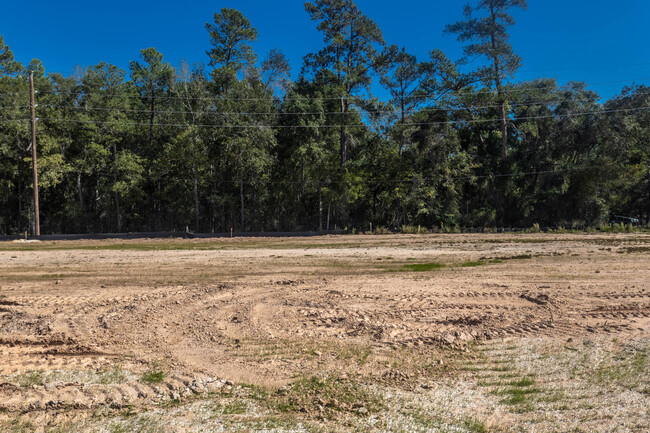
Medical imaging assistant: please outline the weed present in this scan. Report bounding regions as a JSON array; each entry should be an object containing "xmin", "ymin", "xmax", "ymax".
[
  {"xmin": 121, "ymin": 404, "xmax": 137, "ymax": 418},
  {"xmin": 401, "ymin": 225, "xmax": 430, "ymax": 234},
  {"xmin": 6, "ymin": 420, "xmax": 35, "ymax": 433},
  {"xmin": 402, "ymin": 262, "xmax": 445, "ymax": 272},
  {"xmin": 508, "ymin": 377, "xmax": 536, "ymax": 387},
  {"xmin": 17, "ymin": 371, "xmax": 44, "ymax": 387},
  {"xmin": 108, "ymin": 417, "xmax": 164, "ymax": 433},
  {"xmin": 618, "ymin": 246, "xmax": 650, "ymax": 254},
  {"xmin": 460, "ymin": 261, "xmax": 485, "ymax": 267},
  {"xmin": 526, "ymin": 223, "xmax": 541, "ymax": 233},
  {"xmin": 493, "ymin": 387, "xmax": 541, "ymax": 405},
  {"xmin": 335, "ymin": 344, "xmax": 372, "ymax": 365},
  {"xmin": 489, "ymin": 364, "xmax": 514, "ymax": 372},
  {"xmin": 463, "ymin": 419, "xmax": 488, "ymax": 433},
  {"xmin": 99, "ymin": 367, "xmax": 130, "ymax": 385},
  {"xmin": 593, "ymin": 348, "xmax": 647, "ymax": 391},
  {"xmin": 215, "ymin": 400, "xmax": 248, "ymax": 415},
  {"xmin": 141, "ymin": 368, "xmax": 165, "ymax": 384},
  {"xmin": 269, "ymin": 375, "xmax": 383, "ymax": 418}
]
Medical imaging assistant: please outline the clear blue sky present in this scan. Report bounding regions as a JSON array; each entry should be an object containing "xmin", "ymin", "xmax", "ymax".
[{"xmin": 1, "ymin": 0, "xmax": 649, "ymax": 100}]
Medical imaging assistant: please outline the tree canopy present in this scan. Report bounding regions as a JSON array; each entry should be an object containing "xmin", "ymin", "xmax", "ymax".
[{"xmin": 0, "ymin": 0, "xmax": 648, "ymax": 236}]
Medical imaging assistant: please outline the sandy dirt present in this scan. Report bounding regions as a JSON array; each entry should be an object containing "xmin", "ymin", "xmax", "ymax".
[{"xmin": 0, "ymin": 233, "xmax": 648, "ymax": 432}]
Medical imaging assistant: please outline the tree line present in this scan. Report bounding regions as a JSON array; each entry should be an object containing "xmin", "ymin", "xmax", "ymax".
[{"xmin": 1, "ymin": 0, "xmax": 649, "ymax": 235}]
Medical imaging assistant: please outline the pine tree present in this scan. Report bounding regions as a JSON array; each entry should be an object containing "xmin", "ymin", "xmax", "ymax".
[{"xmin": 445, "ymin": 0, "xmax": 528, "ymax": 160}]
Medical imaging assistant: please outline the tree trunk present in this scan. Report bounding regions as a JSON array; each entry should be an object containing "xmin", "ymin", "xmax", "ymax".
[
  {"xmin": 319, "ymin": 189, "xmax": 323, "ymax": 231},
  {"xmin": 240, "ymin": 179, "xmax": 245, "ymax": 232},
  {"xmin": 340, "ymin": 96, "xmax": 347, "ymax": 166},
  {"xmin": 77, "ymin": 172, "xmax": 84, "ymax": 213},
  {"xmin": 399, "ymin": 98, "xmax": 405, "ymax": 157},
  {"xmin": 193, "ymin": 164, "xmax": 200, "ymax": 233},
  {"xmin": 490, "ymin": 5, "xmax": 508, "ymax": 161},
  {"xmin": 647, "ymin": 164, "xmax": 650, "ymax": 225},
  {"xmin": 149, "ymin": 94, "xmax": 155, "ymax": 149},
  {"xmin": 30, "ymin": 196, "xmax": 34, "ymax": 236},
  {"xmin": 112, "ymin": 142, "xmax": 122, "ymax": 232},
  {"xmin": 327, "ymin": 202, "xmax": 331, "ymax": 231},
  {"xmin": 210, "ymin": 164, "xmax": 216, "ymax": 233},
  {"xmin": 76, "ymin": 172, "xmax": 86, "ymax": 232},
  {"xmin": 156, "ymin": 181, "xmax": 162, "ymax": 231},
  {"xmin": 498, "ymin": 100, "xmax": 507, "ymax": 160},
  {"xmin": 17, "ymin": 154, "xmax": 23, "ymax": 230}
]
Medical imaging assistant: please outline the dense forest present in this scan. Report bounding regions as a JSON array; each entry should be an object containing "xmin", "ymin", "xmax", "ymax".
[{"xmin": 1, "ymin": 0, "xmax": 649, "ymax": 235}]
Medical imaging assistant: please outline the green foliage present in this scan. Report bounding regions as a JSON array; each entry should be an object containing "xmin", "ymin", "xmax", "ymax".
[
  {"xmin": 206, "ymin": 8, "xmax": 258, "ymax": 71},
  {"xmin": 214, "ymin": 400, "xmax": 249, "ymax": 415},
  {"xmin": 0, "ymin": 36, "xmax": 22, "ymax": 74},
  {"xmin": 461, "ymin": 261, "xmax": 485, "ymax": 267},
  {"xmin": 269, "ymin": 375, "xmax": 383, "ymax": 418},
  {"xmin": 141, "ymin": 369, "xmax": 165, "ymax": 384},
  {"xmin": 17, "ymin": 371, "xmax": 44, "ymax": 387},
  {"xmin": 0, "ymin": 5, "xmax": 648, "ymax": 236},
  {"xmin": 402, "ymin": 262, "xmax": 445, "ymax": 271},
  {"xmin": 526, "ymin": 223, "xmax": 541, "ymax": 233},
  {"xmin": 401, "ymin": 225, "xmax": 429, "ymax": 234}
]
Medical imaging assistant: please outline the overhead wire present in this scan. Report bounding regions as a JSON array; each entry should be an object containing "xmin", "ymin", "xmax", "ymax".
[
  {"xmin": 32, "ymin": 88, "xmax": 650, "ymax": 116},
  {"xmin": 0, "ymin": 76, "xmax": 649, "ymax": 102},
  {"xmin": 7, "ymin": 105, "xmax": 645, "ymax": 128},
  {"xmin": 4, "ymin": 164, "xmax": 616, "ymax": 184}
]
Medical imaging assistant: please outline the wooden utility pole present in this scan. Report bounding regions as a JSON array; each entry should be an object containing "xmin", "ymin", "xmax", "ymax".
[{"xmin": 29, "ymin": 72, "xmax": 40, "ymax": 236}]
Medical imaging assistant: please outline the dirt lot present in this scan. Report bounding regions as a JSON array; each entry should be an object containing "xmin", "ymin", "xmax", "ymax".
[{"xmin": 0, "ymin": 233, "xmax": 648, "ymax": 432}]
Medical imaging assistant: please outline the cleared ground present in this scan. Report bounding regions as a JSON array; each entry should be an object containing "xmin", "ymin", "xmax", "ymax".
[{"xmin": 0, "ymin": 233, "xmax": 648, "ymax": 432}]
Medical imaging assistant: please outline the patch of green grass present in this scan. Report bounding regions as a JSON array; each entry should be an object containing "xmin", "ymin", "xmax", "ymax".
[
  {"xmin": 5, "ymin": 420, "xmax": 35, "ymax": 433},
  {"xmin": 404, "ymin": 407, "xmax": 488, "ymax": 432},
  {"xmin": 509, "ymin": 254, "xmax": 533, "ymax": 260},
  {"xmin": 493, "ymin": 387, "xmax": 541, "ymax": 405},
  {"xmin": 594, "ymin": 349, "xmax": 647, "ymax": 390},
  {"xmin": 402, "ymin": 262, "xmax": 445, "ymax": 272},
  {"xmin": 268, "ymin": 375, "xmax": 383, "ymax": 419},
  {"xmin": 463, "ymin": 419, "xmax": 488, "ymax": 433},
  {"xmin": 120, "ymin": 404, "xmax": 137, "ymax": 418},
  {"xmin": 460, "ymin": 261, "xmax": 485, "ymax": 267},
  {"xmin": 489, "ymin": 364, "xmax": 514, "ymax": 372},
  {"xmin": 108, "ymin": 416, "xmax": 164, "ymax": 433},
  {"xmin": 99, "ymin": 367, "xmax": 130, "ymax": 385},
  {"xmin": 537, "ymin": 391, "xmax": 565, "ymax": 403},
  {"xmin": 232, "ymin": 416, "xmax": 308, "ymax": 431},
  {"xmin": 17, "ymin": 371, "xmax": 44, "ymax": 387},
  {"xmin": 215, "ymin": 400, "xmax": 249, "ymax": 415},
  {"xmin": 141, "ymin": 369, "xmax": 165, "ymax": 384},
  {"xmin": 461, "ymin": 365, "xmax": 481, "ymax": 372},
  {"xmin": 508, "ymin": 377, "xmax": 536, "ymax": 387},
  {"xmin": 335, "ymin": 345, "xmax": 372, "ymax": 365}
]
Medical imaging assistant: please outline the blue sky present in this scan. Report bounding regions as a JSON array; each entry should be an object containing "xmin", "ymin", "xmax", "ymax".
[{"xmin": 1, "ymin": 0, "xmax": 649, "ymax": 100}]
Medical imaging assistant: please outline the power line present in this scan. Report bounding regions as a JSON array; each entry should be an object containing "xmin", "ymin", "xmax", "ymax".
[
  {"xmin": 0, "ymin": 118, "xmax": 30, "ymax": 123},
  {"xmin": 32, "ymin": 88, "xmax": 650, "ymax": 116},
  {"xmin": 3, "ymin": 163, "xmax": 617, "ymax": 184},
  {"xmin": 519, "ymin": 62, "xmax": 650, "ymax": 73},
  {"xmin": 16, "ymin": 105, "xmax": 648, "ymax": 128},
  {"xmin": 2, "ymin": 76, "xmax": 649, "ymax": 102}
]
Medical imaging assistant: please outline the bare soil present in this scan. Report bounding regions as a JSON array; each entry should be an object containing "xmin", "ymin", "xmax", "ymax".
[{"xmin": 0, "ymin": 233, "xmax": 648, "ymax": 432}]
